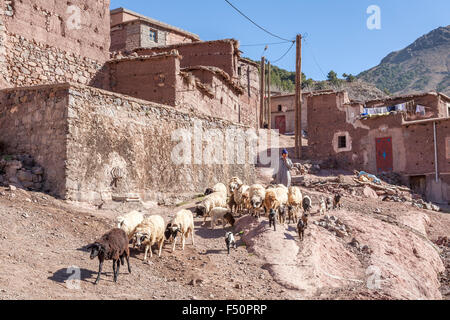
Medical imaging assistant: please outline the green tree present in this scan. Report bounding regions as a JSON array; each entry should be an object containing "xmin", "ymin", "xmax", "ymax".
[{"xmin": 327, "ymin": 70, "xmax": 339, "ymax": 84}]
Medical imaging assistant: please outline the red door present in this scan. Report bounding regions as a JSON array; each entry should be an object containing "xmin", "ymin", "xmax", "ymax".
[
  {"xmin": 275, "ymin": 116, "xmax": 286, "ymax": 134},
  {"xmin": 376, "ymin": 137, "xmax": 393, "ymax": 173}
]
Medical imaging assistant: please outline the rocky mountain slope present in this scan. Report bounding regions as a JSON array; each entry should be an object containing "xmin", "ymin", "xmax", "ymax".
[{"xmin": 358, "ymin": 26, "xmax": 450, "ymax": 96}]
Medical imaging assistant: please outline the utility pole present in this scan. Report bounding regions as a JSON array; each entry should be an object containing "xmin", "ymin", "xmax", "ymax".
[
  {"xmin": 295, "ymin": 34, "xmax": 302, "ymax": 159},
  {"xmin": 267, "ymin": 61, "xmax": 271, "ymax": 130},
  {"xmin": 260, "ymin": 56, "xmax": 266, "ymax": 128}
]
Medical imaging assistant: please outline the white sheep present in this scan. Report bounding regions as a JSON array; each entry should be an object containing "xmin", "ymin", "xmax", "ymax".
[
  {"xmin": 204, "ymin": 182, "xmax": 228, "ymax": 196},
  {"xmin": 165, "ymin": 209, "xmax": 195, "ymax": 252},
  {"xmin": 234, "ymin": 184, "xmax": 249, "ymax": 215},
  {"xmin": 249, "ymin": 184, "xmax": 266, "ymax": 218},
  {"xmin": 213, "ymin": 182, "xmax": 228, "ymax": 195},
  {"xmin": 209, "ymin": 207, "xmax": 235, "ymax": 230},
  {"xmin": 228, "ymin": 177, "xmax": 243, "ymax": 194},
  {"xmin": 116, "ymin": 210, "xmax": 144, "ymax": 241},
  {"xmin": 288, "ymin": 186, "xmax": 303, "ymax": 224},
  {"xmin": 196, "ymin": 191, "xmax": 228, "ymax": 225},
  {"xmin": 132, "ymin": 215, "xmax": 165, "ymax": 261},
  {"xmin": 264, "ymin": 186, "xmax": 288, "ymax": 221}
]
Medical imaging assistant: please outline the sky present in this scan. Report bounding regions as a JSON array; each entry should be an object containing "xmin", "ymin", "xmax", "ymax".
[{"xmin": 109, "ymin": 0, "xmax": 450, "ymax": 81}]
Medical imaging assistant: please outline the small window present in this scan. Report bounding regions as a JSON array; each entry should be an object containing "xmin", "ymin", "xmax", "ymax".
[
  {"xmin": 237, "ymin": 67, "xmax": 242, "ymax": 76},
  {"xmin": 447, "ymin": 103, "xmax": 450, "ymax": 117},
  {"xmin": 149, "ymin": 29, "xmax": 157, "ymax": 42},
  {"xmin": 278, "ymin": 105, "xmax": 282, "ymax": 112},
  {"xmin": 338, "ymin": 136, "xmax": 347, "ymax": 149},
  {"xmin": 447, "ymin": 137, "xmax": 450, "ymax": 159}
]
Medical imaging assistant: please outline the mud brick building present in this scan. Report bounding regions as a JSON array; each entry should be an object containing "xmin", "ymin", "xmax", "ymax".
[
  {"xmin": 110, "ymin": 7, "xmax": 200, "ymax": 52},
  {"xmin": 0, "ymin": 1, "xmax": 257, "ymax": 202},
  {"xmin": 307, "ymin": 90, "xmax": 450, "ymax": 203}
]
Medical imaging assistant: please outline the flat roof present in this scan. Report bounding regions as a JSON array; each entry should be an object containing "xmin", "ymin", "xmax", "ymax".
[{"xmin": 110, "ymin": 7, "xmax": 200, "ymax": 41}]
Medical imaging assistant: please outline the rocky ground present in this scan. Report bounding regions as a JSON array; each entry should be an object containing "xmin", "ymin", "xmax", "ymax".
[
  {"xmin": 0, "ymin": 134, "xmax": 449, "ymax": 300},
  {"xmin": 0, "ymin": 163, "xmax": 448, "ymax": 300}
]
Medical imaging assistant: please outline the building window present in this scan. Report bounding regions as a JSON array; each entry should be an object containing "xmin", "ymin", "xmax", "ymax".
[
  {"xmin": 447, "ymin": 137, "xmax": 450, "ymax": 159},
  {"xmin": 237, "ymin": 67, "xmax": 242, "ymax": 76},
  {"xmin": 447, "ymin": 103, "xmax": 450, "ymax": 117},
  {"xmin": 149, "ymin": 29, "xmax": 157, "ymax": 42},
  {"xmin": 278, "ymin": 105, "xmax": 282, "ymax": 112},
  {"xmin": 338, "ymin": 136, "xmax": 347, "ymax": 149}
]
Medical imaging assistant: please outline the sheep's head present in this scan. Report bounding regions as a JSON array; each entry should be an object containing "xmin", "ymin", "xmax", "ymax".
[
  {"xmin": 195, "ymin": 205, "xmax": 207, "ymax": 217},
  {"xmin": 133, "ymin": 231, "xmax": 149, "ymax": 246},
  {"xmin": 86, "ymin": 243, "xmax": 106, "ymax": 260},
  {"xmin": 165, "ymin": 223, "xmax": 181, "ymax": 240},
  {"xmin": 251, "ymin": 198, "xmax": 261, "ymax": 209},
  {"xmin": 204, "ymin": 188, "xmax": 214, "ymax": 196},
  {"xmin": 224, "ymin": 212, "xmax": 235, "ymax": 226}
]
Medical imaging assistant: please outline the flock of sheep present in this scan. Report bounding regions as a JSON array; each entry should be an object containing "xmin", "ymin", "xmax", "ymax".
[{"xmin": 86, "ymin": 177, "xmax": 342, "ymax": 284}]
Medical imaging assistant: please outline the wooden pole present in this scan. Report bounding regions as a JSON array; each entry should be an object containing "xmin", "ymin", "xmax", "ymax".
[
  {"xmin": 260, "ymin": 56, "xmax": 266, "ymax": 128},
  {"xmin": 267, "ymin": 61, "xmax": 271, "ymax": 130},
  {"xmin": 295, "ymin": 34, "xmax": 302, "ymax": 159}
]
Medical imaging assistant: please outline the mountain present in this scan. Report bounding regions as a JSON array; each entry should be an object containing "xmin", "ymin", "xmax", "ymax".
[
  {"xmin": 243, "ymin": 58, "xmax": 388, "ymax": 101},
  {"xmin": 357, "ymin": 26, "xmax": 450, "ymax": 96}
]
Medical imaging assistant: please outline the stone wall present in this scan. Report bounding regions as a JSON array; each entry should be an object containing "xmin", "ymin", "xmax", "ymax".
[
  {"xmin": 0, "ymin": 84, "xmax": 69, "ymax": 197},
  {"xmin": 0, "ymin": 0, "xmax": 110, "ymax": 89},
  {"xmin": 1, "ymin": 83, "xmax": 256, "ymax": 202},
  {"xmin": 65, "ymin": 85, "xmax": 256, "ymax": 203}
]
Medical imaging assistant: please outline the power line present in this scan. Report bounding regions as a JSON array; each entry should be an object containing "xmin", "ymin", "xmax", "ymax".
[
  {"xmin": 270, "ymin": 41, "xmax": 295, "ymax": 64},
  {"xmin": 223, "ymin": 0, "xmax": 294, "ymax": 43},
  {"xmin": 240, "ymin": 41, "xmax": 292, "ymax": 47},
  {"xmin": 303, "ymin": 38, "xmax": 327, "ymax": 79}
]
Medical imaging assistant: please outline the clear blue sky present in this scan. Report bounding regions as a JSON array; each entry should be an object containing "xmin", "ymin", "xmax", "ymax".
[{"xmin": 110, "ymin": 0, "xmax": 450, "ymax": 80}]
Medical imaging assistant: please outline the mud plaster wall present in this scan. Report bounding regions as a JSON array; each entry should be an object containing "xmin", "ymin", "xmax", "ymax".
[
  {"xmin": 0, "ymin": 85, "xmax": 69, "ymax": 197},
  {"xmin": 270, "ymin": 94, "xmax": 308, "ymax": 133},
  {"xmin": 136, "ymin": 41, "xmax": 238, "ymax": 79},
  {"xmin": 66, "ymin": 85, "xmax": 256, "ymax": 203}
]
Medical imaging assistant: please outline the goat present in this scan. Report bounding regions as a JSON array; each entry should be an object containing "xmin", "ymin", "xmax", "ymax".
[
  {"xmin": 297, "ymin": 213, "xmax": 309, "ymax": 241},
  {"xmin": 269, "ymin": 209, "xmax": 277, "ymax": 231},
  {"xmin": 86, "ymin": 228, "xmax": 131, "ymax": 285},
  {"xmin": 319, "ymin": 197, "xmax": 327, "ymax": 215},
  {"xmin": 225, "ymin": 232, "xmax": 237, "ymax": 254},
  {"xmin": 333, "ymin": 194, "xmax": 342, "ymax": 209},
  {"xmin": 302, "ymin": 195, "xmax": 313, "ymax": 214}
]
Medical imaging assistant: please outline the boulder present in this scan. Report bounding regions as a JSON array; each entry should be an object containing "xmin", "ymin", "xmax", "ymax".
[{"xmin": 16, "ymin": 170, "xmax": 33, "ymax": 182}]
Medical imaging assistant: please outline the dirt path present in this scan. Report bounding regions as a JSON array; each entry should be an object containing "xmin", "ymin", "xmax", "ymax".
[{"xmin": 0, "ymin": 163, "xmax": 448, "ymax": 300}]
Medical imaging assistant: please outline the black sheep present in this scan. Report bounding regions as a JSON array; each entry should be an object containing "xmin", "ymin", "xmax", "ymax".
[
  {"xmin": 86, "ymin": 228, "xmax": 131, "ymax": 285},
  {"xmin": 269, "ymin": 209, "xmax": 277, "ymax": 231}
]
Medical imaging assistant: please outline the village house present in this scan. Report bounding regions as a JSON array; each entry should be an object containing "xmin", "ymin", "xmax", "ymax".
[
  {"xmin": 104, "ymin": 9, "xmax": 261, "ymax": 128},
  {"xmin": 269, "ymin": 90, "xmax": 336, "ymax": 134},
  {"xmin": 110, "ymin": 7, "xmax": 201, "ymax": 52},
  {"xmin": 306, "ymin": 90, "xmax": 450, "ymax": 204}
]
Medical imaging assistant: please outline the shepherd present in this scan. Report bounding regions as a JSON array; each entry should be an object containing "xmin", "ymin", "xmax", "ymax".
[{"xmin": 274, "ymin": 148, "xmax": 294, "ymax": 188}]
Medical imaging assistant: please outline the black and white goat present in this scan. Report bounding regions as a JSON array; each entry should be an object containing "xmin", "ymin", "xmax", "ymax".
[{"xmin": 225, "ymin": 232, "xmax": 237, "ymax": 254}]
